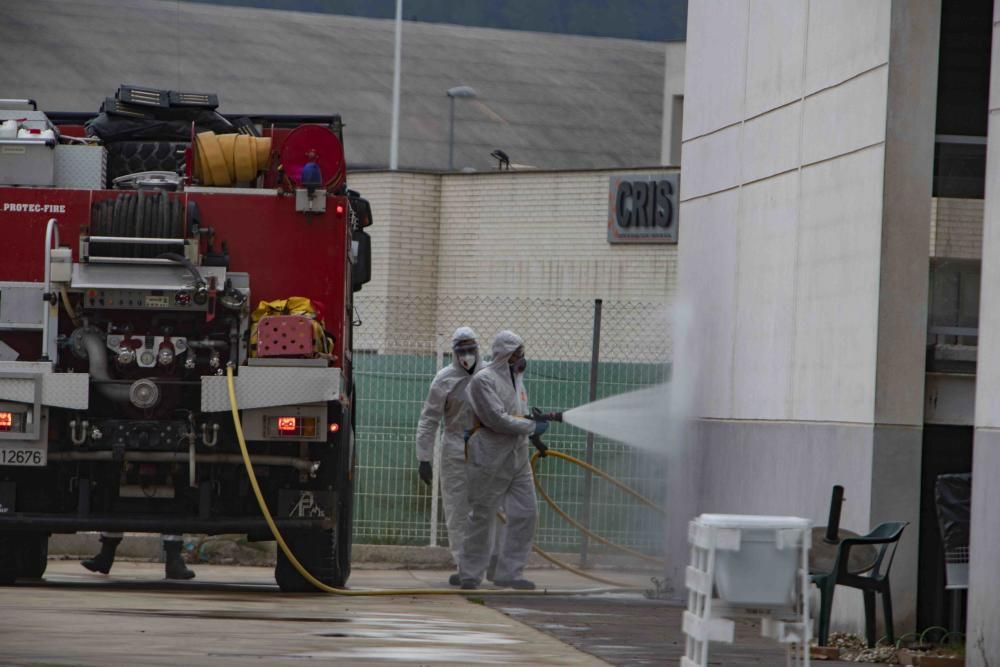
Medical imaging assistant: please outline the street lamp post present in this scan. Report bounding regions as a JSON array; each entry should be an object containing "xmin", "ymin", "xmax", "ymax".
[
  {"xmin": 389, "ymin": 0, "xmax": 403, "ymax": 170},
  {"xmin": 446, "ymin": 85, "xmax": 477, "ymax": 171}
]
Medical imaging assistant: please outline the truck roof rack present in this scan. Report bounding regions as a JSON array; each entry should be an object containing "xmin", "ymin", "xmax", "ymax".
[{"xmin": 46, "ymin": 111, "xmax": 343, "ymax": 133}]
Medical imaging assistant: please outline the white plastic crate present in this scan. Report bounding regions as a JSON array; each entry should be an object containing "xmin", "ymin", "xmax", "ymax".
[{"xmin": 682, "ymin": 513, "xmax": 812, "ymax": 667}]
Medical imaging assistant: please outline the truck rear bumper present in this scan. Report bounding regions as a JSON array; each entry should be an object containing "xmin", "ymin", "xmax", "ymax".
[{"xmin": 0, "ymin": 513, "xmax": 332, "ymax": 534}]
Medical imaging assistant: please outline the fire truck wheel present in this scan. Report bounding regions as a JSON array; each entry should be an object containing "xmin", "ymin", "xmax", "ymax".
[
  {"xmin": 274, "ymin": 527, "xmax": 344, "ymax": 593},
  {"xmin": 17, "ymin": 534, "xmax": 48, "ymax": 579}
]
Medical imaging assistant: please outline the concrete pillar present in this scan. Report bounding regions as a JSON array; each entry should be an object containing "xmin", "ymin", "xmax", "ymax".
[
  {"xmin": 676, "ymin": 0, "xmax": 939, "ymax": 632},
  {"xmin": 966, "ymin": 7, "xmax": 1000, "ymax": 664},
  {"xmin": 660, "ymin": 43, "xmax": 687, "ymax": 166}
]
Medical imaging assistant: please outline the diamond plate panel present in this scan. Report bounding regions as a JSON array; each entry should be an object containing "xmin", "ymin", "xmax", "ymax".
[
  {"xmin": 0, "ymin": 362, "xmax": 89, "ymax": 409},
  {"xmin": 201, "ymin": 366, "xmax": 341, "ymax": 412},
  {"xmin": 54, "ymin": 145, "xmax": 106, "ymax": 189},
  {"xmin": 0, "ymin": 282, "xmax": 44, "ymax": 328}
]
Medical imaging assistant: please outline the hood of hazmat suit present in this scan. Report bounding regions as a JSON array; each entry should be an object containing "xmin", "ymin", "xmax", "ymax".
[{"xmin": 451, "ymin": 326, "xmax": 481, "ymax": 372}]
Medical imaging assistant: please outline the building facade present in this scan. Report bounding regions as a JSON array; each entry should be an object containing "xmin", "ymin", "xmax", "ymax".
[{"xmin": 680, "ymin": 0, "xmax": 997, "ymax": 658}]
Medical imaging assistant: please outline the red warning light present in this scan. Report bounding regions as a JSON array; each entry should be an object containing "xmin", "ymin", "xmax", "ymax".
[
  {"xmin": 329, "ymin": 422, "xmax": 340, "ymax": 433},
  {"xmin": 335, "ymin": 203, "xmax": 345, "ymax": 215},
  {"xmin": 277, "ymin": 417, "xmax": 297, "ymax": 433}
]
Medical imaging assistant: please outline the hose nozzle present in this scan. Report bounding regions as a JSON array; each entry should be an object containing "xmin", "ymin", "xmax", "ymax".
[{"xmin": 530, "ymin": 407, "xmax": 563, "ymax": 422}]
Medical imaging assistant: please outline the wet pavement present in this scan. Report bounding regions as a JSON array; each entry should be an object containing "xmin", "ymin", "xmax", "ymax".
[
  {"xmin": 2, "ymin": 562, "xmax": 858, "ymax": 666},
  {"xmin": 486, "ymin": 595, "xmax": 859, "ymax": 666},
  {"xmin": 0, "ymin": 561, "xmax": 637, "ymax": 666}
]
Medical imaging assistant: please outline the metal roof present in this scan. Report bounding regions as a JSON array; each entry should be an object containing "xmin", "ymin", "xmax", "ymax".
[{"xmin": 0, "ymin": 0, "xmax": 676, "ymax": 171}]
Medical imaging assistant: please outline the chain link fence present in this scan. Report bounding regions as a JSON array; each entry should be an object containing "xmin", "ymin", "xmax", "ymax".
[{"xmin": 351, "ymin": 294, "xmax": 670, "ymax": 558}]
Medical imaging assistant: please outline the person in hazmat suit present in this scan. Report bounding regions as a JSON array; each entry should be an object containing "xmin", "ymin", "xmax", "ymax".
[
  {"xmin": 415, "ymin": 327, "xmax": 486, "ymax": 586},
  {"xmin": 459, "ymin": 331, "xmax": 548, "ymax": 590}
]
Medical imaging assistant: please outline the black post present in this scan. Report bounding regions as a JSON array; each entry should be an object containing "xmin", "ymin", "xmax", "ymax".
[
  {"xmin": 580, "ymin": 299, "xmax": 602, "ymax": 566},
  {"xmin": 825, "ymin": 485, "xmax": 845, "ymax": 543}
]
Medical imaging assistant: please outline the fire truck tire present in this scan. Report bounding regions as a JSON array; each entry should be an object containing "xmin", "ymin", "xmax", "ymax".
[
  {"xmin": 274, "ymin": 527, "xmax": 344, "ymax": 593},
  {"xmin": 105, "ymin": 141, "xmax": 187, "ymax": 185},
  {"xmin": 17, "ymin": 534, "xmax": 47, "ymax": 579}
]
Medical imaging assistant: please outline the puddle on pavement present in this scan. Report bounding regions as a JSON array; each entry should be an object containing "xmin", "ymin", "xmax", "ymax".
[
  {"xmin": 87, "ymin": 608, "xmax": 349, "ymax": 623},
  {"xmin": 498, "ymin": 607, "xmax": 612, "ymax": 617},
  {"xmin": 311, "ymin": 613, "xmax": 521, "ymax": 646},
  {"xmin": 297, "ymin": 647, "xmax": 518, "ymax": 663},
  {"xmin": 537, "ymin": 623, "xmax": 588, "ymax": 631}
]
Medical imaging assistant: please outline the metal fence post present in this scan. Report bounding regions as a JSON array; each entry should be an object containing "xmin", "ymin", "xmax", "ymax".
[
  {"xmin": 429, "ymin": 333, "xmax": 445, "ymax": 547},
  {"xmin": 580, "ymin": 299, "xmax": 602, "ymax": 566}
]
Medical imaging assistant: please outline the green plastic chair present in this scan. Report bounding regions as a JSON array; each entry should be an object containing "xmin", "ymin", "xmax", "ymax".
[{"xmin": 811, "ymin": 521, "xmax": 908, "ymax": 647}]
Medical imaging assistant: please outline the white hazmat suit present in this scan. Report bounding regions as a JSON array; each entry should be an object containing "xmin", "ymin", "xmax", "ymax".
[
  {"xmin": 459, "ymin": 330, "xmax": 539, "ymax": 587},
  {"xmin": 414, "ymin": 327, "xmax": 480, "ymax": 568}
]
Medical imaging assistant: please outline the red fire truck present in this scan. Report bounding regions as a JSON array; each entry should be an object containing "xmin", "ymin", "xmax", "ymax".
[{"xmin": 0, "ymin": 88, "xmax": 371, "ymax": 591}]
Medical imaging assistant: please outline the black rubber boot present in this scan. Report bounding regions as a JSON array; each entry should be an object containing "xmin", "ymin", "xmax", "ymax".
[
  {"xmin": 494, "ymin": 578, "xmax": 536, "ymax": 590},
  {"xmin": 448, "ymin": 573, "xmax": 461, "ymax": 586},
  {"xmin": 163, "ymin": 540, "xmax": 195, "ymax": 580},
  {"xmin": 81, "ymin": 536, "xmax": 121, "ymax": 574}
]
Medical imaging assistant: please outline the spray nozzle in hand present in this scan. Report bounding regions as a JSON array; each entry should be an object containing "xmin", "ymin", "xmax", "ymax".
[
  {"xmin": 530, "ymin": 407, "xmax": 563, "ymax": 422},
  {"xmin": 528, "ymin": 407, "xmax": 563, "ymax": 457}
]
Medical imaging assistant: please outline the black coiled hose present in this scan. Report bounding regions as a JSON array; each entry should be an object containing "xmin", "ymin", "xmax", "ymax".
[{"xmin": 88, "ymin": 191, "xmax": 184, "ymax": 258}]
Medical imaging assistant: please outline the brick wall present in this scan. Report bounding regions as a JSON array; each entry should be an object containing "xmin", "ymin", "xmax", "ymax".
[
  {"xmin": 436, "ymin": 171, "xmax": 677, "ymax": 301},
  {"xmin": 346, "ymin": 168, "xmax": 677, "ymax": 360},
  {"xmin": 348, "ymin": 172, "xmax": 441, "ymax": 345},
  {"xmin": 931, "ymin": 197, "xmax": 984, "ymax": 259}
]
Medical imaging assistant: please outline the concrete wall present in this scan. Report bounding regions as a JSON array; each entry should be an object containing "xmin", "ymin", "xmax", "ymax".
[
  {"xmin": 677, "ymin": 0, "xmax": 940, "ymax": 631},
  {"xmin": 967, "ymin": 6, "xmax": 1000, "ymax": 664},
  {"xmin": 661, "ymin": 42, "xmax": 687, "ymax": 166}
]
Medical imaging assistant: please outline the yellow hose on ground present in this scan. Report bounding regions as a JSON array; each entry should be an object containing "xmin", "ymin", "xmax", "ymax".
[
  {"xmin": 489, "ymin": 509, "xmax": 644, "ymax": 587},
  {"xmin": 531, "ymin": 451, "xmax": 667, "ymax": 567},
  {"xmin": 226, "ymin": 367, "xmax": 641, "ymax": 596}
]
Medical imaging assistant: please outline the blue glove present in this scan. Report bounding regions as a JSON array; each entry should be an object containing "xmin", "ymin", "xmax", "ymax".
[{"xmin": 533, "ymin": 420, "xmax": 549, "ymax": 436}]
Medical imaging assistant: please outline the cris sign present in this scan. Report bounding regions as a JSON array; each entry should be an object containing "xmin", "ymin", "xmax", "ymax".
[{"xmin": 607, "ymin": 172, "xmax": 679, "ymax": 244}]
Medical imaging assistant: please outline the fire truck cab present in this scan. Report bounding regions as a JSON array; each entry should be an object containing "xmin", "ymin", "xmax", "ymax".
[{"xmin": 0, "ymin": 88, "xmax": 371, "ymax": 591}]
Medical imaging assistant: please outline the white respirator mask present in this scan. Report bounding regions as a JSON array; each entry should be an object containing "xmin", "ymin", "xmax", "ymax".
[{"xmin": 454, "ymin": 341, "xmax": 479, "ymax": 371}]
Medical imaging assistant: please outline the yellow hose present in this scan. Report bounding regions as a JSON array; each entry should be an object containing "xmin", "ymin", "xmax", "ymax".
[
  {"xmin": 195, "ymin": 132, "xmax": 271, "ymax": 187},
  {"xmin": 226, "ymin": 367, "xmax": 640, "ymax": 595},
  {"xmin": 531, "ymin": 451, "xmax": 667, "ymax": 566}
]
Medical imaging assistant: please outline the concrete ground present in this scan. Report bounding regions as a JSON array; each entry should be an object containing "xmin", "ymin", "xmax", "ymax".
[{"xmin": 0, "ymin": 561, "xmax": 857, "ymax": 666}]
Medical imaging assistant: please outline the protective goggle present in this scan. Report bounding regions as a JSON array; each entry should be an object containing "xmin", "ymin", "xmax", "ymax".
[{"xmin": 452, "ymin": 341, "xmax": 479, "ymax": 354}]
